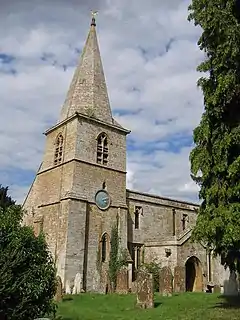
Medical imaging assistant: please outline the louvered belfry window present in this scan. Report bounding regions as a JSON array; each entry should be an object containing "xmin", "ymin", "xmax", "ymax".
[
  {"xmin": 54, "ymin": 134, "xmax": 64, "ymax": 165},
  {"xmin": 97, "ymin": 133, "xmax": 108, "ymax": 165}
]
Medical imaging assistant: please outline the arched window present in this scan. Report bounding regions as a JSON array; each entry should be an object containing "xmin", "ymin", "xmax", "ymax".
[
  {"xmin": 97, "ymin": 133, "xmax": 108, "ymax": 165},
  {"xmin": 182, "ymin": 214, "xmax": 189, "ymax": 231},
  {"xmin": 134, "ymin": 206, "xmax": 142, "ymax": 229},
  {"xmin": 101, "ymin": 233, "xmax": 109, "ymax": 263},
  {"xmin": 54, "ymin": 134, "xmax": 64, "ymax": 166}
]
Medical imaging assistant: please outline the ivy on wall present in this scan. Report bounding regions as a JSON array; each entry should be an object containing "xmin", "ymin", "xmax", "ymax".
[{"xmin": 108, "ymin": 224, "xmax": 128, "ymax": 291}]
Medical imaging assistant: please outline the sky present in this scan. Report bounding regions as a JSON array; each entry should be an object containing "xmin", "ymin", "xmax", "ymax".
[{"xmin": 0, "ymin": 0, "xmax": 204, "ymax": 204}]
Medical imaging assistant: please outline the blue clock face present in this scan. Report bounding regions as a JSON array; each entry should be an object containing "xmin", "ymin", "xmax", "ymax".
[{"xmin": 95, "ymin": 190, "xmax": 110, "ymax": 210}]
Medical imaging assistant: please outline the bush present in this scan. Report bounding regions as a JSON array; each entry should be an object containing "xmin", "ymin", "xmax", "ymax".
[
  {"xmin": 141, "ymin": 259, "xmax": 161, "ymax": 292},
  {"xmin": 0, "ymin": 187, "xmax": 57, "ymax": 320}
]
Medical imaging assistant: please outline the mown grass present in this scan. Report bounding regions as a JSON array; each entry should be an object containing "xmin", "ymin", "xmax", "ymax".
[{"xmin": 55, "ymin": 292, "xmax": 240, "ymax": 320}]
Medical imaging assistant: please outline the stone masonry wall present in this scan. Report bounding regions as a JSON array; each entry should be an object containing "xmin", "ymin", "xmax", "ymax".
[
  {"xmin": 127, "ymin": 190, "xmax": 198, "ymax": 245},
  {"xmin": 144, "ymin": 245, "xmax": 178, "ymax": 274},
  {"xmin": 64, "ymin": 199, "xmax": 88, "ymax": 290},
  {"xmin": 41, "ymin": 119, "xmax": 78, "ymax": 172},
  {"xmin": 72, "ymin": 161, "xmax": 126, "ymax": 207},
  {"xmin": 76, "ymin": 117, "xmax": 127, "ymax": 172},
  {"xmin": 84, "ymin": 204, "xmax": 128, "ymax": 292}
]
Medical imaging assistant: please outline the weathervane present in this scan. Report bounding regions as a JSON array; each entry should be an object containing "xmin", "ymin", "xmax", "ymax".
[{"xmin": 91, "ymin": 10, "xmax": 98, "ymax": 26}]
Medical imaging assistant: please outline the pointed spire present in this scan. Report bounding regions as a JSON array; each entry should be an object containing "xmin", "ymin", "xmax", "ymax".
[{"xmin": 59, "ymin": 12, "xmax": 113, "ymax": 124}]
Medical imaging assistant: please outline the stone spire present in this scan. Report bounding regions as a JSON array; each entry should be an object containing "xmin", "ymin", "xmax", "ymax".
[{"xmin": 59, "ymin": 13, "xmax": 113, "ymax": 124}]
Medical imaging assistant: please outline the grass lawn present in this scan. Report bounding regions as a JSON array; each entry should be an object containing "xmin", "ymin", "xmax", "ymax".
[{"xmin": 56, "ymin": 292, "xmax": 240, "ymax": 320}]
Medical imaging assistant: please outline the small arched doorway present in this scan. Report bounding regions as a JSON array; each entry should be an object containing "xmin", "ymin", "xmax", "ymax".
[{"xmin": 185, "ymin": 256, "xmax": 203, "ymax": 292}]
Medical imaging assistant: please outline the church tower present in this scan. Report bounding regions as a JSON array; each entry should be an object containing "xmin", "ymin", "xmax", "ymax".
[{"xmin": 23, "ymin": 14, "xmax": 130, "ymax": 292}]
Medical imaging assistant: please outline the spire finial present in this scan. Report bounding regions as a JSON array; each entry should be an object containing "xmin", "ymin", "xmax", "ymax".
[{"xmin": 91, "ymin": 10, "xmax": 98, "ymax": 26}]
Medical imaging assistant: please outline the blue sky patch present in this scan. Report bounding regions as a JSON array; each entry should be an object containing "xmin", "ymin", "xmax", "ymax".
[
  {"xmin": 114, "ymin": 108, "xmax": 142, "ymax": 116},
  {"xmin": 1, "ymin": 168, "xmax": 35, "ymax": 188},
  {"xmin": 0, "ymin": 53, "xmax": 15, "ymax": 64},
  {"xmin": 127, "ymin": 132, "xmax": 193, "ymax": 154}
]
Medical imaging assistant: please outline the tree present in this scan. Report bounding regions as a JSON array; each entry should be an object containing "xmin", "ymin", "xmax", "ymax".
[
  {"xmin": 0, "ymin": 185, "xmax": 15, "ymax": 210},
  {"xmin": 0, "ymin": 186, "xmax": 57, "ymax": 319},
  {"xmin": 188, "ymin": 0, "xmax": 240, "ymax": 271}
]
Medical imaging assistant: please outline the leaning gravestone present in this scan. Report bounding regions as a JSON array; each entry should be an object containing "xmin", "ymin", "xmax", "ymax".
[
  {"xmin": 174, "ymin": 266, "xmax": 185, "ymax": 293},
  {"xmin": 54, "ymin": 276, "xmax": 63, "ymax": 302},
  {"xmin": 159, "ymin": 266, "xmax": 173, "ymax": 296},
  {"xmin": 136, "ymin": 269, "xmax": 154, "ymax": 309},
  {"xmin": 116, "ymin": 267, "xmax": 129, "ymax": 294}
]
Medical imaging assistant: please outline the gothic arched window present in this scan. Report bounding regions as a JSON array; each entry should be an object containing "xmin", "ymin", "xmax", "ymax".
[
  {"xmin": 101, "ymin": 233, "xmax": 109, "ymax": 263},
  {"xmin": 54, "ymin": 134, "xmax": 64, "ymax": 166},
  {"xmin": 97, "ymin": 133, "xmax": 108, "ymax": 165}
]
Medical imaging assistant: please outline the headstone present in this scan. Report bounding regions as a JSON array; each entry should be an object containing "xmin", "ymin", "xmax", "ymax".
[
  {"xmin": 159, "ymin": 266, "xmax": 173, "ymax": 296},
  {"xmin": 116, "ymin": 267, "xmax": 129, "ymax": 294},
  {"xmin": 174, "ymin": 266, "xmax": 185, "ymax": 293},
  {"xmin": 214, "ymin": 285, "xmax": 221, "ymax": 293},
  {"xmin": 99, "ymin": 269, "xmax": 111, "ymax": 294},
  {"xmin": 73, "ymin": 273, "xmax": 82, "ymax": 294},
  {"xmin": 54, "ymin": 276, "xmax": 63, "ymax": 302},
  {"xmin": 65, "ymin": 280, "xmax": 71, "ymax": 294},
  {"xmin": 224, "ymin": 271, "xmax": 239, "ymax": 296},
  {"xmin": 131, "ymin": 281, "xmax": 137, "ymax": 293},
  {"xmin": 136, "ymin": 270, "xmax": 154, "ymax": 309}
]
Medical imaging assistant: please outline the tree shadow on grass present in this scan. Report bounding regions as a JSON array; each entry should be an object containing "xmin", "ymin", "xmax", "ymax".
[
  {"xmin": 154, "ymin": 302, "xmax": 162, "ymax": 308},
  {"xmin": 213, "ymin": 295, "xmax": 240, "ymax": 309},
  {"xmin": 55, "ymin": 317, "xmax": 79, "ymax": 320},
  {"xmin": 62, "ymin": 296, "xmax": 74, "ymax": 302}
]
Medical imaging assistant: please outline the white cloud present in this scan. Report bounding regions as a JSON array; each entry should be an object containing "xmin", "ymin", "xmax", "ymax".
[{"xmin": 0, "ymin": 0, "xmax": 204, "ymax": 204}]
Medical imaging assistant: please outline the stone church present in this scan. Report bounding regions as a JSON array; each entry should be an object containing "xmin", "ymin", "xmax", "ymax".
[{"xmin": 23, "ymin": 16, "xmax": 229, "ymax": 294}]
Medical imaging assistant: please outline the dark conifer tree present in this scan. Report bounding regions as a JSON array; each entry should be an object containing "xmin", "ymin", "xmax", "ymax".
[{"xmin": 188, "ymin": 0, "xmax": 240, "ymax": 271}]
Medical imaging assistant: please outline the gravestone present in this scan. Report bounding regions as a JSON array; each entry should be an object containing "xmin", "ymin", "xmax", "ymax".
[
  {"xmin": 174, "ymin": 266, "xmax": 185, "ymax": 293},
  {"xmin": 214, "ymin": 285, "xmax": 221, "ymax": 293},
  {"xmin": 136, "ymin": 270, "xmax": 154, "ymax": 309},
  {"xmin": 224, "ymin": 271, "xmax": 239, "ymax": 296},
  {"xmin": 73, "ymin": 273, "xmax": 82, "ymax": 294},
  {"xmin": 131, "ymin": 281, "xmax": 137, "ymax": 293},
  {"xmin": 54, "ymin": 276, "xmax": 63, "ymax": 302},
  {"xmin": 65, "ymin": 280, "xmax": 71, "ymax": 294},
  {"xmin": 159, "ymin": 266, "xmax": 173, "ymax": 296},
  {"xmin": 116, "ymin": 267, "xmax": 129, "ymax": 294}
]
